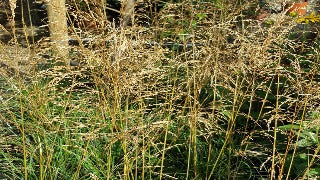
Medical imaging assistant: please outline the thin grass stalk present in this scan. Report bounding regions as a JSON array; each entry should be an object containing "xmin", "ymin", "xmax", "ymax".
[
  {"xmin": 190, "ymin": 10, "xmax": 198, "ymax": 177},
  {"xmin": 302, "ymin": 142, "xmax": 320, "ymax": 179},
  {"xmin": 185, "ymin": 65, "xmax": 192, "ymax": 180},
  {"xmin": 271, "ymin": 65, "xmax": 281, "ymax": 180},
  {"xmin": 300, "ymin": 53, "xmax": 320, "ymax": 179},
  {"xmin": 135, "ymin": 81, "xmax": 144, "ymax": 180},
  {"xmin": 206, "ymin": 50, "xmax": 219, "ymax": 180},
  {"xmin": 277, "ymin": 74, "xmax": 310, "ymax": 179},
  {"xmin": 142, "ymin": 133, "xmax": 145, "ymax": 180},
  {"xmin": 73, "ymin": 88, "xmax": 96, "ymax": 180},
  {"xmin": 285, "ymin": 96, "xmax": 310, "ymax": 180},
  {"xmin": 107, "ymin": 145, "xmax": 112, "ymax": 180},
  {"xmin": 138, "ymin": 83, "xmax": 145, "ymax": 180},
  {"xmin": 253, "ymin": 77, "xmax": 275, "ymax": 130},
  {"xmin": 134, "ymin": 132, "xmax": 138, "ymax": 179},
  {"xmin": 232, "ymin": 71, "xmax": 274, "ymax": 162},
  {"xmin": 38, "ymin": 136, "xmax": 43, "ymax": 180},
  {"xmin": 97, "ymin": 85, "xmax": 113, "ymax": 180},
  {"xmin": 205, "ymin": 143, "xmax": 212, "ymax": 180},
  {"xmin": 208, "ymin": 115, "xmax": 229, "ymax": 178},
  {"xmin": 229, "ymin": 77, "xmax": 250, "ymax": 178},
  {"xmin": 187, "ymin": 77, "xmax": 199, "ymax": 178},
  {"xmin": 159, "ymin": 110, "xmax": 170, "ymax": 180},
  {"xmin": 160, "ymin": 63, "xmax": 178, "ymax": 180},
  {"xmin": 148, "ymin": 144, "xmax": 152, "ymax": 179},
  {"xmin": 278, "ymin": 99, "xmax": 300, "ymax": 179},
  {"xmin": 285, "ymin": 68, "xmax": 316, "ymax": 179},
  {"xmin": 73, "ymin": 139, "xmax": 89, "ymax": 180},
  {"xmin": 122, "ymin": 120, "xmax": 129, "ymax": 180},
  {"xmin": 208, "ymin": 74, "xmax": 240, "ymax": 179},
  {"xmin": 192, "ymin": 72, "xmax": 198, "ymax": 178},
  {"xmin": 18, "ymin": 81, "xmax": 27, "ymax": 179},
  {"xmin": 187, "ymin": 135, "xmax": 191, "ymax": 180},
  {"xmin": 45, "ymin": 105, "xmax": 58, "ymax": 179},
  {"xmin": 286, "ymin": 54, "xmax": 318, "ymax": 179},
  {"xmin": 234, "ymin": 78, "xmax": 256, "ymax": 175},
  {"xmin": 229, "ymin": 75, "xmax": 241, "ymax": 179}
]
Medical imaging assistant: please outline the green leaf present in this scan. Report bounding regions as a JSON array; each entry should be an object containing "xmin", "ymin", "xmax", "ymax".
[
  {"xmin": 297, "ymin": 138, "xmax": 313, "ymax": 147},
  {"xmin": 289, "ymin": 11, "xmax": 298, "ymax": 17},
  {"xmin": 214, "ymin": 0, "xmax": 223, "ymax": 9},
  {"xmin": 298, "ymin": 131, "xmax": 318, "ymax": 147},
  {"xmin": 309, "ymin": 111, "xmax": 320, "ymax": 119},
  {"xmin": 196, "ymin": 13, "xmax": 207, "ymax": 21},
  {"xmin": 264, "ymin": 19, "xmax": 274, "ymax": 25},
  {"xmin": 307, "ymin": 168, "xmax": 320, "ymax": 176},
  {"xmin": 167, "ymin": 17, "xmax": 174, "ymax": 24},
  {"xmin": 278, "ymin": 124, "xmax": 301, "ymax": 131},
  {"xmin": 191, "ymin": 20, "xmax": 197, "ymax": 29},
  {"xmin": 162, "ymin": 31, "xmax": 173, "ymax": 38},
  {"xmin": 222, "ymin": 110, "xmax": 232, "ymax": 119}
]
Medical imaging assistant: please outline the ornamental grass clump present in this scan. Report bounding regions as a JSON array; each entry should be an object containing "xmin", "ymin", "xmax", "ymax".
[{"xmin": 1, "ymin": 0, "xmax": 320, "ymax": 179}]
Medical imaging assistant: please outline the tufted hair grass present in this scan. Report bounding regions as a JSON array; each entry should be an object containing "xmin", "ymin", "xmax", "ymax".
[{"xmin": 1, "ymin": 0, "xmax": 320, "ymax": 179}]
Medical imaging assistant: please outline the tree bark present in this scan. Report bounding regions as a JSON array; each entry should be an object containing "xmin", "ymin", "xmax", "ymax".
[
  {"xmin": 46, "ymin": 0, "xmax": 69, "ymax": 65},
  {"xmin": 121, "ymin": 0, "xmax": 135, "ymax": 28}
]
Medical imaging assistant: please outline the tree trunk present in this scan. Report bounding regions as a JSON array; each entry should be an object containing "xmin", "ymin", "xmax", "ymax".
[
  {"xmin": 46, "ymin": 0, "xmax": 69, "ymax": 65},
  {"xmin": 121, "ymin": 0, "xmax": 135, "ymax": 28}
]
